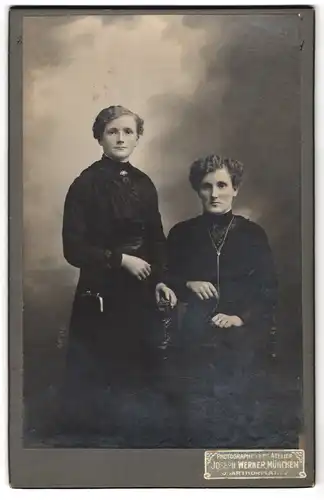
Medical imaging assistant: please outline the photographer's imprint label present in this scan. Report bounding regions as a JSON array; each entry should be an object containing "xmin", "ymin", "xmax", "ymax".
[{"xmin": 204, "ymin": 450, "xmax": 306, "ymax": 479}]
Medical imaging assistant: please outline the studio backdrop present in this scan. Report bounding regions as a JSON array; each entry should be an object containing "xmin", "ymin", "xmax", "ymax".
[{"xmin": 22, "ymin": 13, "xmax": 302, "ymax": 443}]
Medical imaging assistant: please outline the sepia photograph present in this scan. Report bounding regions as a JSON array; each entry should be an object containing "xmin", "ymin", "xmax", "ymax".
[{"xmin": 9, "ymin": 6, "xmax": 314, "ymax": 488}]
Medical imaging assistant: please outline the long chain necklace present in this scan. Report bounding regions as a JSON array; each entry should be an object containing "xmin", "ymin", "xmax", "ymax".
[{"xmin": 207, "ymin": 216, "xmax": 235, "ymax": 299}]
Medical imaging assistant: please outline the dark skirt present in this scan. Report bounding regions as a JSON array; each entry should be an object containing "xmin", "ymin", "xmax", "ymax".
[
  {"xmin": 56, "ymin": 285, "xmax": 172, "ymax": 448},
  {"xmin": 164, "ymin": 319, "xmax": 301, "ymax": 449}
]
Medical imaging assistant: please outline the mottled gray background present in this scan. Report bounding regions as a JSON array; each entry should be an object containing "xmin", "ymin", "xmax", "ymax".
[{"xmin": 22, "ymin": 13, "xmax": 302, "ymax": 442}]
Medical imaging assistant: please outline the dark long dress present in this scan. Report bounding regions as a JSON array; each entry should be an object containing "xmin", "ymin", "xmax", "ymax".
[
  {"xmin": 165, "ymin": 211, "xmax": 299, "ymax": 448},
  {"xmin": 58, "ymin": 155, "xmax": 169, "ymax": 447}
]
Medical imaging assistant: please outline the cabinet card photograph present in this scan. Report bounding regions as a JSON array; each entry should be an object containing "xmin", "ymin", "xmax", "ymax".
[{"xmin": 9, "ymin": 7, "xmax": 314, "ymax": 488}]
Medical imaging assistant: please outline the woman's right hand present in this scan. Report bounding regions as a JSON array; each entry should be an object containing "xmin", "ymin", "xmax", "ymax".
[
  {"xmin": 186, "ymin": 281, "xmax": 219, "ymax": 300},
  {"xmin": 121, "ymin": 254, "xmax": 151, "ymax": 281}
]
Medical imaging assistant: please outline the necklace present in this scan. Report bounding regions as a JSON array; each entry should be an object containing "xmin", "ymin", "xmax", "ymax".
[{"xmin": 207, "ymin": 216, "xmax": 235, "ymax": 298}]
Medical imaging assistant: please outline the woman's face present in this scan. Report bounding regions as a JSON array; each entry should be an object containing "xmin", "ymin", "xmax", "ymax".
[
  {"xmin": 198, "ymin": 168, "xmax": 238, "ymax": 214},
  {"xmin": 100, "ymin": 115, "xmax": 139, "ymax": 162}
]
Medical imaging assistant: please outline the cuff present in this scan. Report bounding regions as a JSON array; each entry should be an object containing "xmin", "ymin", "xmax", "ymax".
[{"xmin": 104, "ymin": 249, "xmax": 122, "ymax": 269}]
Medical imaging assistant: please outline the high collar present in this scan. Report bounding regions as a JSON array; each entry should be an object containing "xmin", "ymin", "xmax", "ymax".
[
  {"xmin": 202, "ymin": 209, "xmax": 233, "ymax": 227},
  {"xmin": 100, "ymin": 154, "xmax": 132, "ymax": 173}
]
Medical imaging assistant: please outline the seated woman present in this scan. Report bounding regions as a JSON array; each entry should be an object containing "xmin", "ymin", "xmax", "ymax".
[{"xmin": 165, "ymin": 154, "xmax": 297, "ymax": 449}]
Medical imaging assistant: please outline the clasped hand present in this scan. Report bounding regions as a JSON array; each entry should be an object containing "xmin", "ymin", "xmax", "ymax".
[
  {"xmin": 121, "ymin": 254, "xmax": 151, "ymax": 281},
  {"xmin": 186, "ymin": 281, "xmax": 219, "ymax": 301},
  {"xmin": 210, "ymin": 313, "xmax": 243, "ymax": 328}
]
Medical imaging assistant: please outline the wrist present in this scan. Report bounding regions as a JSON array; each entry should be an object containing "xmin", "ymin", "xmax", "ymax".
[
  {"xmin": 105, "ymin": 250, "xmax": 122, "ymax": 269},
  {"xmin": 121, "ymin": 253, "xmax": 131, "ymax": 266}
]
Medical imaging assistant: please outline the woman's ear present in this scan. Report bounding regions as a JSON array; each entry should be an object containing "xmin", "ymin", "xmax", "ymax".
[
  {"xmin": 133, "ymin": 135, "xmax": 140, "ymax": 148},
  {"xmin": 233, "ymin": 187, "xmax": 239, "ymax": 197}
]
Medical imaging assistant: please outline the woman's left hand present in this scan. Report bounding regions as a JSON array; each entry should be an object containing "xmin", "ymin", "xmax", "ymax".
[
  {"xmin": 211, "ymin": 313, "xmax": 243, "ymax": 328},
  {"xmin": 155, "ymin": 283, "xmax": 177, "ymax": 308}
]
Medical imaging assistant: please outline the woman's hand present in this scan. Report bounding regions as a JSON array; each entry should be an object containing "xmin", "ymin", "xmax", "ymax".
[
  {"xmin": 186, "ymin": 281, "xmax": 219, "ymax": 301},
  {"xmin": 121, "ymin": 254, "xmax": 151, "ymax": 281},
  {"xmin": 155, "ymin": 283, "xmax": 177, "ymax": 308},
  {"xmin": 211, "ymin": 313, "xmax": 243, "ymax": 328}
]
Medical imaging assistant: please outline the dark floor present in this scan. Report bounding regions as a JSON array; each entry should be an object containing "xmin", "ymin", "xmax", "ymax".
[{"xmin": 23, "ymin": 336, "xmax": 302, "ymax": 449}]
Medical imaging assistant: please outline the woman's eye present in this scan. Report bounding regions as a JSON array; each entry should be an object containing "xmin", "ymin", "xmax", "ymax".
[
  {"xmin": 217, "ymin": 182, "xmax": 227, "ymax": 188},
  {"xmin": 107, "ymin": 129, "xmax": 116, "ymax": 135},
  {"xmin": 124, "ymin": 128, "xmax": 133, "ymax": 135}
]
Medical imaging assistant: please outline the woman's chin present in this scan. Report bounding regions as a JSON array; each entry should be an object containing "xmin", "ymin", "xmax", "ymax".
[
  {"xmin": 107, "ymin": 151, "xmax": 130, "ymax": 162},
  {"xmin": 206, "ymin": 206, "xmax": 227, "ymax": 214}
]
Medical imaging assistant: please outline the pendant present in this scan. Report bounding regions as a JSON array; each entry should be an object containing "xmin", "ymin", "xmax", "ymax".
[{"xmin": 120, "ymin": 170, "xmax": 128, "ymax": 176}]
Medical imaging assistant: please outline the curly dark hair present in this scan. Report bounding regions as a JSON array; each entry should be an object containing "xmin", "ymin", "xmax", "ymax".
[
  {"xmin": 92, "ymin": 105, "xmax": 144, "ymax": 141},
  {"xmin": 189, "ymin": 154, "xmax": 244, "ymax": 191}
]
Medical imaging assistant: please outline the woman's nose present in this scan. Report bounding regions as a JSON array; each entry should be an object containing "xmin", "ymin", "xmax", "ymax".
[
  {"xmin": 211, "ymin": 186, "xmax": 219, "ymax": 198},
  {"xmin": 117, "ymin": 132, "xmax": 125, "ymax": 143}
]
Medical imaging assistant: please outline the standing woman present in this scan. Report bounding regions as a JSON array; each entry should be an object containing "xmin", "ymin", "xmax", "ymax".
[
  {"xmin": 60, "ymin": 105, "xmax": 176, "ymax": 446},
  {"xmin": 165, "ymin": 154, "xmax": 296, "ymax": 448}
]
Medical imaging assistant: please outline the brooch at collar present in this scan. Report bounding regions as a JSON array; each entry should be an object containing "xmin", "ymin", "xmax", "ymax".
[{"xmin": 120, "ymin": 170, "xmax": 128, "ymax": 176}]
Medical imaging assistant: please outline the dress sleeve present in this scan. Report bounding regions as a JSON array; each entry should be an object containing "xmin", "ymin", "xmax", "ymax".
[
  {"xmin": 238, "ymin": 225, "xmax": 278, "ymax": 329},
  {"xmin": 62, "ymin": 175, "xmax": 122, "ymax": 270}
]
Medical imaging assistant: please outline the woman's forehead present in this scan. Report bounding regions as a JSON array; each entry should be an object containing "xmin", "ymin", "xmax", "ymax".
[
  {"xmin": 105, "ymin": 114, "xmax": 136, "ymax": 129},
  {"xmin": 202, "ymin": 168, "xmax": 231, "ymax": 183}
]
